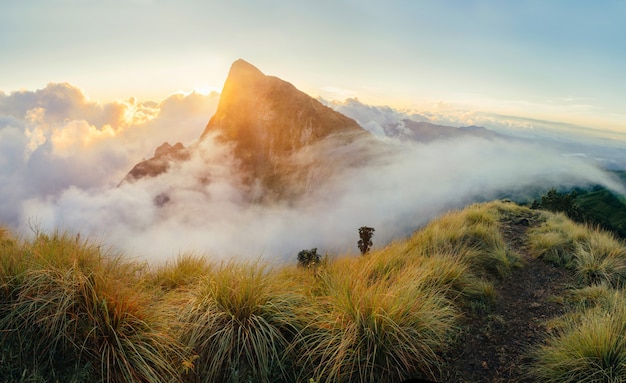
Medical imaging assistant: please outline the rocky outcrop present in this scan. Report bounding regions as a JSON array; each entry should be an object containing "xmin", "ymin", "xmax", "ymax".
[{"xmin": 121, "ymin": 142, "xmax": 189, "ymax": 183}]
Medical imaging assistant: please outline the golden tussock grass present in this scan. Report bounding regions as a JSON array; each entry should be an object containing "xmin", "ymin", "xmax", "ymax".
[
  {"xmin": 178, "ymin": 261, "xmax": 303, "ymax": 382},
  {"xmin": 528, "ymin": 212, "xmax": 626, "ymax": 287},
  {"xmin": 0, "ymin": 230, "xmax": 184, "ymax": 382},
  {"xmin": 5, "ymin": 201, "xmax": 622, "ymax": 382},
  {"xmin": 532, "ymin": 290, "xmax": 626, "ymax": 383},
  {"xmin": 296, "ymin": 256, "xmax": 459, "ymax": 382},
  {"xmin": 527, "ymin": 210, "xmax": 626, "ymax": 383}
]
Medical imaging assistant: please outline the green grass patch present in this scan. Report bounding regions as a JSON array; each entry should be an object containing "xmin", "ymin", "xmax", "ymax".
[
  {"xmin": 297, "ymin": 259, "xmax": 458, "ymax": 382},
  {"xmin": 528, "ymin": 212, "xmax": 626, "ymax": 287}
]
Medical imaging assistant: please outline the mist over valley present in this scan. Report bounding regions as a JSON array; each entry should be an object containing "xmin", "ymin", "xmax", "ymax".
[{"xmin": 1, "ymin": 61, "xmax": 624, "ymax": 262}]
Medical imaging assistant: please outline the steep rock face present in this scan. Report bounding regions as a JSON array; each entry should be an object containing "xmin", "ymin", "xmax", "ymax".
[{"xmin": 201, "ymin": 60, "xmax": 368, "ymax": 198}]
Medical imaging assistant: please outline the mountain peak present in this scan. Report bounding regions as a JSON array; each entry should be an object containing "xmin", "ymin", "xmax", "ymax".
[
  {"xmin": 201, "ymin": 60, "xmax": 367, "ymax": 199},
  {"xmin": 228, "ymin": 59, "xmax": 265, "ymax": 79}
]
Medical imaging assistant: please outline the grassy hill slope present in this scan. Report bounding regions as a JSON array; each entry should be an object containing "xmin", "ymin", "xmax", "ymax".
[
  {"xmin": 576, "ymin": 186, "xmax": 626, "ymax": 237},
  {"xmin": 576, "ymin": 171, "xmax": 626, "ymax": 237},
  {"xmin": 528, "ymin": 171, "xmax": 626, "ymax": 239},
  {"xmin": 1, "ymin": 201, "xmax": 625, "ymax": 382}
]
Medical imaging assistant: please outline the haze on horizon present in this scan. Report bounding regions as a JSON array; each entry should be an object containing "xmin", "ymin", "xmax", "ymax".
[{"xmin": 1, "ymin": 0, "xmax": 625, "ymax": 135}]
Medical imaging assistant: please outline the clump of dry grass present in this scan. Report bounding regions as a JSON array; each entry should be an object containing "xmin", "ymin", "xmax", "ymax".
[
  {"xmin": 0, "ymin": 230, "xmax": 184, "ymax": 382},
  {"xmin": 527, "ymin": 212, "xmax": 589, "ymax": 267},
  {"xmin": 528, "ymin": 212, "xmax": 626, "ymax": 288},
  {"xmin": 147, "ymin": 252, "xmax": 212, "ymax": 292},
  {"xmin": 297, "ymin": 258, "xmax": 459, "ymax": 383},
  {"xmin": 527, "ymin": 210, "xmax": 626, "ymax": 383},
  {"xmin": 532, "ymin": 290, "xmax": 626, "ymax": 383},
  {"xmin": 179, "ymin": 261, "xmax": 303, "ymax": 383},
  {"xmin": 406, "ymin": 203, "xmax": 522, "ymax": 279},
  {"xmin": 574, "ymin": 228, "xmax": 626, "ymax": 288},
  {"xmin": 565, "ymin": 283, "xmax": 617, "ymax": 309}
]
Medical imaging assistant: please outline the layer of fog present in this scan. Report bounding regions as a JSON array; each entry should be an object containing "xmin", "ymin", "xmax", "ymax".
[{"xmin": 1, "ymin": 84, "xmax": 624, "ymax": 263}]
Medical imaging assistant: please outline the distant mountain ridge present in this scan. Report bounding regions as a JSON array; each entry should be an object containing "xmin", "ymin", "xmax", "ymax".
[
  {"xmin": 325, "ymin": 98, "xmax": 501, "ymax": 142},
  {"xmin": 389, "ymin": 120, "xmax": 498, "ymax": 142}
]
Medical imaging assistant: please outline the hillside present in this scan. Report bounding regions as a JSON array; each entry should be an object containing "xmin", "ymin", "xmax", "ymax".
[
  {"xmin": 528, "ymin": 172, "xmax": 626, "ymax": 239},
  {"xmin": 442, "ymin": 205, "xmax": 573, "ymax": 382},
  {"xmin": 576, "ymin": 186, "xmax": 626, "ymax": 238},
  {"xmin": 1, "ymin": 202, "xmax": 625, "ymax": 382}
]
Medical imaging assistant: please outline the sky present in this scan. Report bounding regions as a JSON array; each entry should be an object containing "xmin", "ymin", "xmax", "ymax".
[{"xmin": 1, "ymin": 0, "xmax": 625, "ymax": 134}]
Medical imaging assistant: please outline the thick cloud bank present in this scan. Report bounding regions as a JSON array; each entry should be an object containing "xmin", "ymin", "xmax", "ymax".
[
  {"xmin": 0, "ymin": 83, "xmax": 218, "ymax": 225},
  {"xmin": 1, "ymin": 85, "xmax": 624, "ymax": 263}
]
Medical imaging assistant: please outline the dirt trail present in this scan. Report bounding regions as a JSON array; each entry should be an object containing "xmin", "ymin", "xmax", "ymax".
[{"xmin": 440, "ymin": 209, "xmax": 575, "ymax": 383}]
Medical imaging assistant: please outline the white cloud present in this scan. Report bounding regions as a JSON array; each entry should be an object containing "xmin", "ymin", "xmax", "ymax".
[
  {"xmin": 320, "ymin": 98, "xmax": 429, "ymax": 138},
  {"xmin": 16, "ymin": 134, "xmax": 624, "ymax": 263},
  {"xmin": 0, "ymin": 83, "xmax": 219, "ymax": 228}
]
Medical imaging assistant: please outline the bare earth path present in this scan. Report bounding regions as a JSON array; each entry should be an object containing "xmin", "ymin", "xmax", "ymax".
[{"xmin": 439, "ymin": 209, "xmax": 575, "ymax": 383}]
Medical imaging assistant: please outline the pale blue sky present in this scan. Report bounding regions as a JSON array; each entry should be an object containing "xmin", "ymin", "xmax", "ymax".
[{"xmin": 1, "ymin": 0, "xmax": 625, "ymax": 132}]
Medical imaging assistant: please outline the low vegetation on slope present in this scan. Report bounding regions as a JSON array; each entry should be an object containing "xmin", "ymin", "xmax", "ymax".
[
  {"xmin": 0, "ymin": 201, "xmax": 625, "ymax": 382},
  {"xmin": 530, "ymin": 177, "xmax": 626, "ymax": 239},
  {"xmin": 527, "ymin": 211, "xmax": 626, "ymax": 382},
  {"xmin": 0, "ymin": 229, "xmax": 184, "ymax": 382}
]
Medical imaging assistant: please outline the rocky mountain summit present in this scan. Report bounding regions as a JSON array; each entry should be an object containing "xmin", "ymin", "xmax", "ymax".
[{"xmin": 200, "ymin": 59, "xmax": 370, "ymax": 198}]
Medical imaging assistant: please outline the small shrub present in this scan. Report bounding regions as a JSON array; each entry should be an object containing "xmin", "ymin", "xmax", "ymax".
[
  {"xmin": 358, "ymin": 227, "xmax": 375, "ymax": 255},
  {"xmin": 531, "ymin": 188, "xmax": 585, "ymax": 221},
  {"xmin": 298, "ymin": 248, "xmax": 321, "ymax": 269}
]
